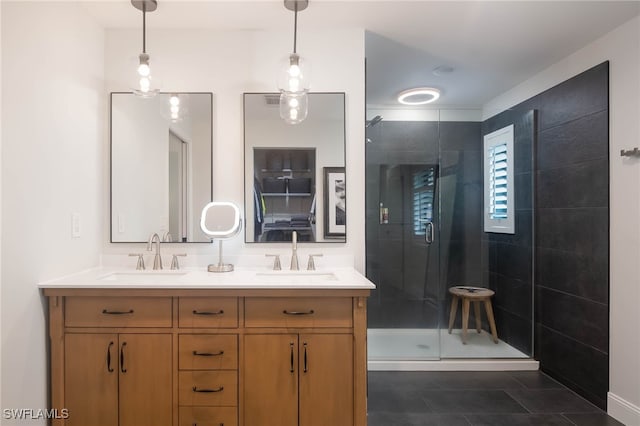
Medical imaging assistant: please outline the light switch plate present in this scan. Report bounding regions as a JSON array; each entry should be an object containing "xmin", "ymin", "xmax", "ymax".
[{"xmin": 72, "ymin": 213, "xmax": 81, "ymax": 238}]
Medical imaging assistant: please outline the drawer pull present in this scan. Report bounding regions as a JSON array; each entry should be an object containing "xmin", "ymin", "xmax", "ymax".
[
  {"xmin": 289, "ymin": 342, "xmax": 295, "ymax": 373},
  {"xmin": 192, "ymin": 424, "xmax": 224, "ymax": 426},
  {"xmin": 303, "ymin": 342, "xmax": 308, "ymax": 373},
  {"xmin": 283, "ymin": 309, "xmax": 315, "ymax": 316},
  {"xmin": 106, "ymin": 341, "xmax": 114, "ymax": 373},
  {"xmin": 102, "ymin": 309, "xmax": 134, "ymax": 315},
  {"xmin": 120, "ymin": 342, "xmax": 127, "ymax": 373},
  {"xmin": 192, "ymin": 386, "xmax": 224, "ymax": 393},
  {"xmin": 192, "ymin": 350, "xmax": 224, "ymax": 357},
  {"xmin": 192, "ymin": 309, "xmax": 224, "ymax": 316}
]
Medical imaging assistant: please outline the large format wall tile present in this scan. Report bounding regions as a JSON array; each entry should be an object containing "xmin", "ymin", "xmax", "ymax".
[
  {"xmin": 537, "ymin": 110, "xmax": 608, "ymax": 171},
  {"xmin": 536, "ymin": 324, "xmax": 608, "ymax": 409},
  {"xmin": 535, "ymin": 247, "xmax": 608, "ymax": 304},
  {"xmin": 536, "ymin": 286, "xmax": 608, "ymax": 353},
  {"xmin": 537, "ymin": 158, "xmax": 609, "ymax": 209}
]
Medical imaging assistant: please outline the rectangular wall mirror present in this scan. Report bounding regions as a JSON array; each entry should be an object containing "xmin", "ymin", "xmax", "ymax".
[
  {"xmin": 111, "ymin": 92, "xmax": 213, "ymax": 243},
  {"xmin": 244, "ymin": 92, "xmax": 346, "ymax": 243}
]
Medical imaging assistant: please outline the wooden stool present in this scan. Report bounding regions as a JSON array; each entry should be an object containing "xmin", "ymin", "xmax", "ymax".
[{"xmin": 448, "ymin": 286, "xmax": 498, "ymax": 344}]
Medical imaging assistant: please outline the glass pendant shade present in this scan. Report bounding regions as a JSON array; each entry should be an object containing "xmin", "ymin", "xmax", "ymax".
[
  {"xmin": 277, "ymin": 53, "xmax": 310, "ymax": 94},
  {"xmin": 279, "ymin": 91, "xmax": 308, "ymax": 125},
  {"xmin": 132, "ymin": 53, "xmax": 160, "ymax": 98},
  {"xmin": 131, "ymin": 0, "xmax": 160, "ymax": 98}
]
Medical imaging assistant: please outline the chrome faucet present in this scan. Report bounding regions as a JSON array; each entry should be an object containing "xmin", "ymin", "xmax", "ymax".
[
  {"xmin": 147, "ymin": 233, "xmax": 163, "ymax": 270},
  {"xmin": 290, "ymin": 230, "xmax": 299, "ymax": 271}
]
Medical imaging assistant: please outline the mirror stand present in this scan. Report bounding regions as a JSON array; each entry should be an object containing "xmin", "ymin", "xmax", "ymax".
[
  {"xmin": 208, "ymin": 240, "xmax": 234, "ymax": 272},
  {"xmin": 200, "ymin": 201, "xmax": 243, "ymax": 273}
]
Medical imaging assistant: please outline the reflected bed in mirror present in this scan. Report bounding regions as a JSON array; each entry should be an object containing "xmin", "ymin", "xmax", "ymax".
[
  {"xmin": 111, "ymin": 92, "xmax": 213, "ymax": 243},
  {"xmin": 244, "ymin": 92, "xmax": 346, "ymax": 243}
]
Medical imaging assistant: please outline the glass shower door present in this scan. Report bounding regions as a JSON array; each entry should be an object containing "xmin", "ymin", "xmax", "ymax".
[{"xmin": 366, "ymin": 119, "xmax": 442, "ymax": 361}]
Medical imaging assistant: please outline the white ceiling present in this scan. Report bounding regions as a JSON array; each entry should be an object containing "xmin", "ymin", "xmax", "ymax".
[{"xmin": 81, "ymin": 0, "xmax": 640, "ymax": 109}]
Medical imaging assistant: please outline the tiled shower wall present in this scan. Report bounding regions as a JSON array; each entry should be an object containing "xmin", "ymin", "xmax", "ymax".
[
  {"xmin": 481, "ymin": 111, "xmax": 536, "ymax": 356},
  {"xmin": 491, "ymin": 62, "xmax": 610, "ymax": 409}
]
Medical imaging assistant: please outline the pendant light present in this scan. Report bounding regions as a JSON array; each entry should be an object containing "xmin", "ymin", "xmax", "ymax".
[
  {"xmin": 278, "ymin": 0, "xmax": 310, "ymax": 125},
  {"xmin": 131, "ymin": 0, "xmax": 160, "ymax": 98}
]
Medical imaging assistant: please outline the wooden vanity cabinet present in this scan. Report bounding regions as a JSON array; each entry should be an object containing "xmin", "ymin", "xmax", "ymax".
[
  {"xmin": 44, "ymin": 288, "xmax": 369, "ymax": 426},
  {"xmin": 243, "ymin": 296, "xmax": 357, "ymax": 426},
  {"xmin": 61, "ymin": 297, "xmax": 173, "ymax": 426},
  {"xmin": 244, "ymin": 333, "xmax": 353, "ymax": 426}
]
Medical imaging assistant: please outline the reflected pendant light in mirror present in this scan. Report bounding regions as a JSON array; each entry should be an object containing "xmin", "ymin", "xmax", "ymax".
[
  {"xmin": 131, "ymin": 0, "xmax": 160, "ymax": 98},
  {"xmin": 278, "ymin": 0, "xmax": 310, "ymax": 124}
]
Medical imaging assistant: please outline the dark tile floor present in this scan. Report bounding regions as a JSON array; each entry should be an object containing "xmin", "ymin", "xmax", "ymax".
[{"xmin": 368, "ymin": 371, "xmax": 624, "ymax": 426}]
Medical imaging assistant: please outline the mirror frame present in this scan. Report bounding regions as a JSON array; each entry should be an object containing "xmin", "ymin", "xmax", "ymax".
[
  {"xmin": 109, "ymin": 91, "xmax": 214, "ymax": 243},
  {"xmin": 243, "ymin": 92, "xmax": 347, "ymax": 244}
]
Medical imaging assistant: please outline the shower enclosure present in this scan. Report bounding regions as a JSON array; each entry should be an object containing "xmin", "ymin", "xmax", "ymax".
[{"xmin": 366, "ymin": 110, "xmax": 535, "ymax": 362}]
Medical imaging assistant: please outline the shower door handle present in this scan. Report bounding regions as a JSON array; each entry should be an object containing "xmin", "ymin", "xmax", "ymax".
[
  {"xmin": 425, "ymin": 221, "xmax": 434, "ymax": 244},
  {"xmin": 418, "ymin": 219, "xmax": 434, "ymax": 244}
]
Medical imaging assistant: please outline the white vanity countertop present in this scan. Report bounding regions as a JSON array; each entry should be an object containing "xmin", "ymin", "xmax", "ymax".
[{"xmin": 38, "ymin": 267, "xmax": 376, "ymax": 290}]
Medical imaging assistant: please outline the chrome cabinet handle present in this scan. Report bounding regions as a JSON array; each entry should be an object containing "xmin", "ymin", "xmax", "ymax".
[
  {"xmin": 106, "ymin": 341, "xmax": 114, "ymax": 373},
  {"xmin": 283, "ymin": 310, "xmax": 314, "ymax": 316},
  {"xmin": 192, "ymin": 350, "xmax": 224, "ymax": 357},
  {"xmin": 192, "ymin": 386, "xmax": 224, "ymax": 393}
]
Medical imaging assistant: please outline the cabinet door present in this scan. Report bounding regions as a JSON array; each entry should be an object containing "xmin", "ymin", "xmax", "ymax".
[
  {"xmin": 119, "ymin": 334, "xmax": 172, "ymax": 426},
  {"xmin": 299, "ymin": 334, "xmax": 353, "ymax": 426},
  {"xmin": 244, "ymin": 334, "xmax": 298, "ymax": 426},
  {"xmin": 65, "ymin": 334, "xmax": 118, "ymax": 426}
]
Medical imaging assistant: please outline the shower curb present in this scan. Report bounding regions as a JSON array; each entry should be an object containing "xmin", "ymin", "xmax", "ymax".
[{"xmin": 368, "ymin": 359, "xmax": 539, "ymax": 371}]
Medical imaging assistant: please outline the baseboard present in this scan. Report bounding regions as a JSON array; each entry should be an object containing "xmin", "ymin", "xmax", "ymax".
[
  {"xmin": 368, "ymin": 359, "xmax": 539, "ymax": 371},
  {"xmin": 608, "ymin": 392, "xmax": 640, "ymax": 426}
]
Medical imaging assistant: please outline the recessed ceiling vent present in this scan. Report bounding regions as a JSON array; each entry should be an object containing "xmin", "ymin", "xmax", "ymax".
[{"xmin": 264, "ymin": 94, "xmax": 281, "ymax": 106}]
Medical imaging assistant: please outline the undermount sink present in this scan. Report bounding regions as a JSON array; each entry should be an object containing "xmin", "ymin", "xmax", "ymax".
[
  {"xmin": 254, "ymin": 271, "xmax": 338, "ymax": 283},
  {"xmin": 98, "ymin": 271, "xmax": 189, "ymax": 283}
]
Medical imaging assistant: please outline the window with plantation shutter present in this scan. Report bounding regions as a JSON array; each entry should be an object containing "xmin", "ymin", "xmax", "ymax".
[
  {"xmin": 484, "ymin": 125, "xmax": 515, "ymax": 234},
  {"xmin": 412, "ymin": 167, "xmax": 436, "ymax": 236}
]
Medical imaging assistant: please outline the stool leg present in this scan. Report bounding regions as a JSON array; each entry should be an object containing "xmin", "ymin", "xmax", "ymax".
[
  {"xmin": 461, "ymin": 298, "xmax": 470, "ymax": 344},
  {"xmin": 448, "ymin": 296, "xmax": 459, "ymax": 334},
  {"xmin": 484, "ymin": 299, "xmax": 499, "ymax": 344},
  {"xmin": 474, "ymin": 301, "xmax": 482, "ymax": 333}
]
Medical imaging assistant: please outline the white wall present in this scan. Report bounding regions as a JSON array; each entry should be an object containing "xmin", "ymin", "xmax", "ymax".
[
  {"xmin": 0, "ymin": 0, "xmax": 3, "ymax": 408},
  {"xmin": 1, "ymin": 2, "xmax": 104, "ymax": 422},
  {"xmin": 483, "ymin": 16, "xmax": 640, "ymax": 425},
  {"xmin": 112, "ymin": 96, "xmax": 169, "ymax": 241},
  {"xmin": 104, "ymin": 28, "xmax": 366, "ymax": 269}
]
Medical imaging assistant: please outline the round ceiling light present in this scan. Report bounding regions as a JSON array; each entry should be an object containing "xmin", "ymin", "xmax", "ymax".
[{"xmin": 397, "ymin": 87, "xmax": 441, "ymax": 105}]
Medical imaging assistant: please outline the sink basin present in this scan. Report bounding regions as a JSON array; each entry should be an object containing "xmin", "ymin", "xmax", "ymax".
[
  {"xmin": 254, "ymin": 271, "xmax": 338, "ymax": 283},
  {"xmin": 98, "ymin": 271, "xmax": 189, "ymax": 284}
]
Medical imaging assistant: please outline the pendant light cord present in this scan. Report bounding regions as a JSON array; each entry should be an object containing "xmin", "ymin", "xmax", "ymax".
[
  {"xmin": 293, "ymin": 3, "xmax": 298, "ymax": 54},
  {"xmin": 142, "ymin": 4, "xmax": 147, "ymax": 53}
]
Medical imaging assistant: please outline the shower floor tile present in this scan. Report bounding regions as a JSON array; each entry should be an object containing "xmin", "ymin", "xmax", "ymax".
[{"xmin": 368, "ymin": 328, "xmax": 529, "ymax": 360}]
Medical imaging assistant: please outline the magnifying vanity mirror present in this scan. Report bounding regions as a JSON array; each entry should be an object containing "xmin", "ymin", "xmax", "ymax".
[
  {"xmin": 200, "ymin": 202, "xmax": 243, "ymax": 272},
  {"xmin": 244, "ymin": 92, "xmax": 346, "ymax": 243},
  {"xmin": 110, "ymin": 92, "xmax": 213, "ymax": 243}
]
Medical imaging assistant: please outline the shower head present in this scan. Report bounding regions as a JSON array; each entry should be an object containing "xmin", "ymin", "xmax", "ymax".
[{"xmin": 366, "ymin": 115, "xmax": 383, "ymax": 128}]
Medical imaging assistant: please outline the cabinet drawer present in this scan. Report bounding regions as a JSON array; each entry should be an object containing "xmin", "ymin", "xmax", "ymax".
[
  {"xmin": 179, "ymin": 298, "xmax": 238, "ymax": 328},
  {"xmin": 179, "ymin": 371, "xmax": 237, "ymax": 406},
  {"xmin": 65, "ymin": 297, "xmax": 172, "ymax": 327},
  {"xmin": 179, "ymin": 335, "xmax": 238, "ymax": 370},
  {"xmin": 179, "ymin": 407, "xmax": 237, "ymax": 426},
  {"xmin": 245, "ymin": 297, "xmax": 352, "ymax": 328}
]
